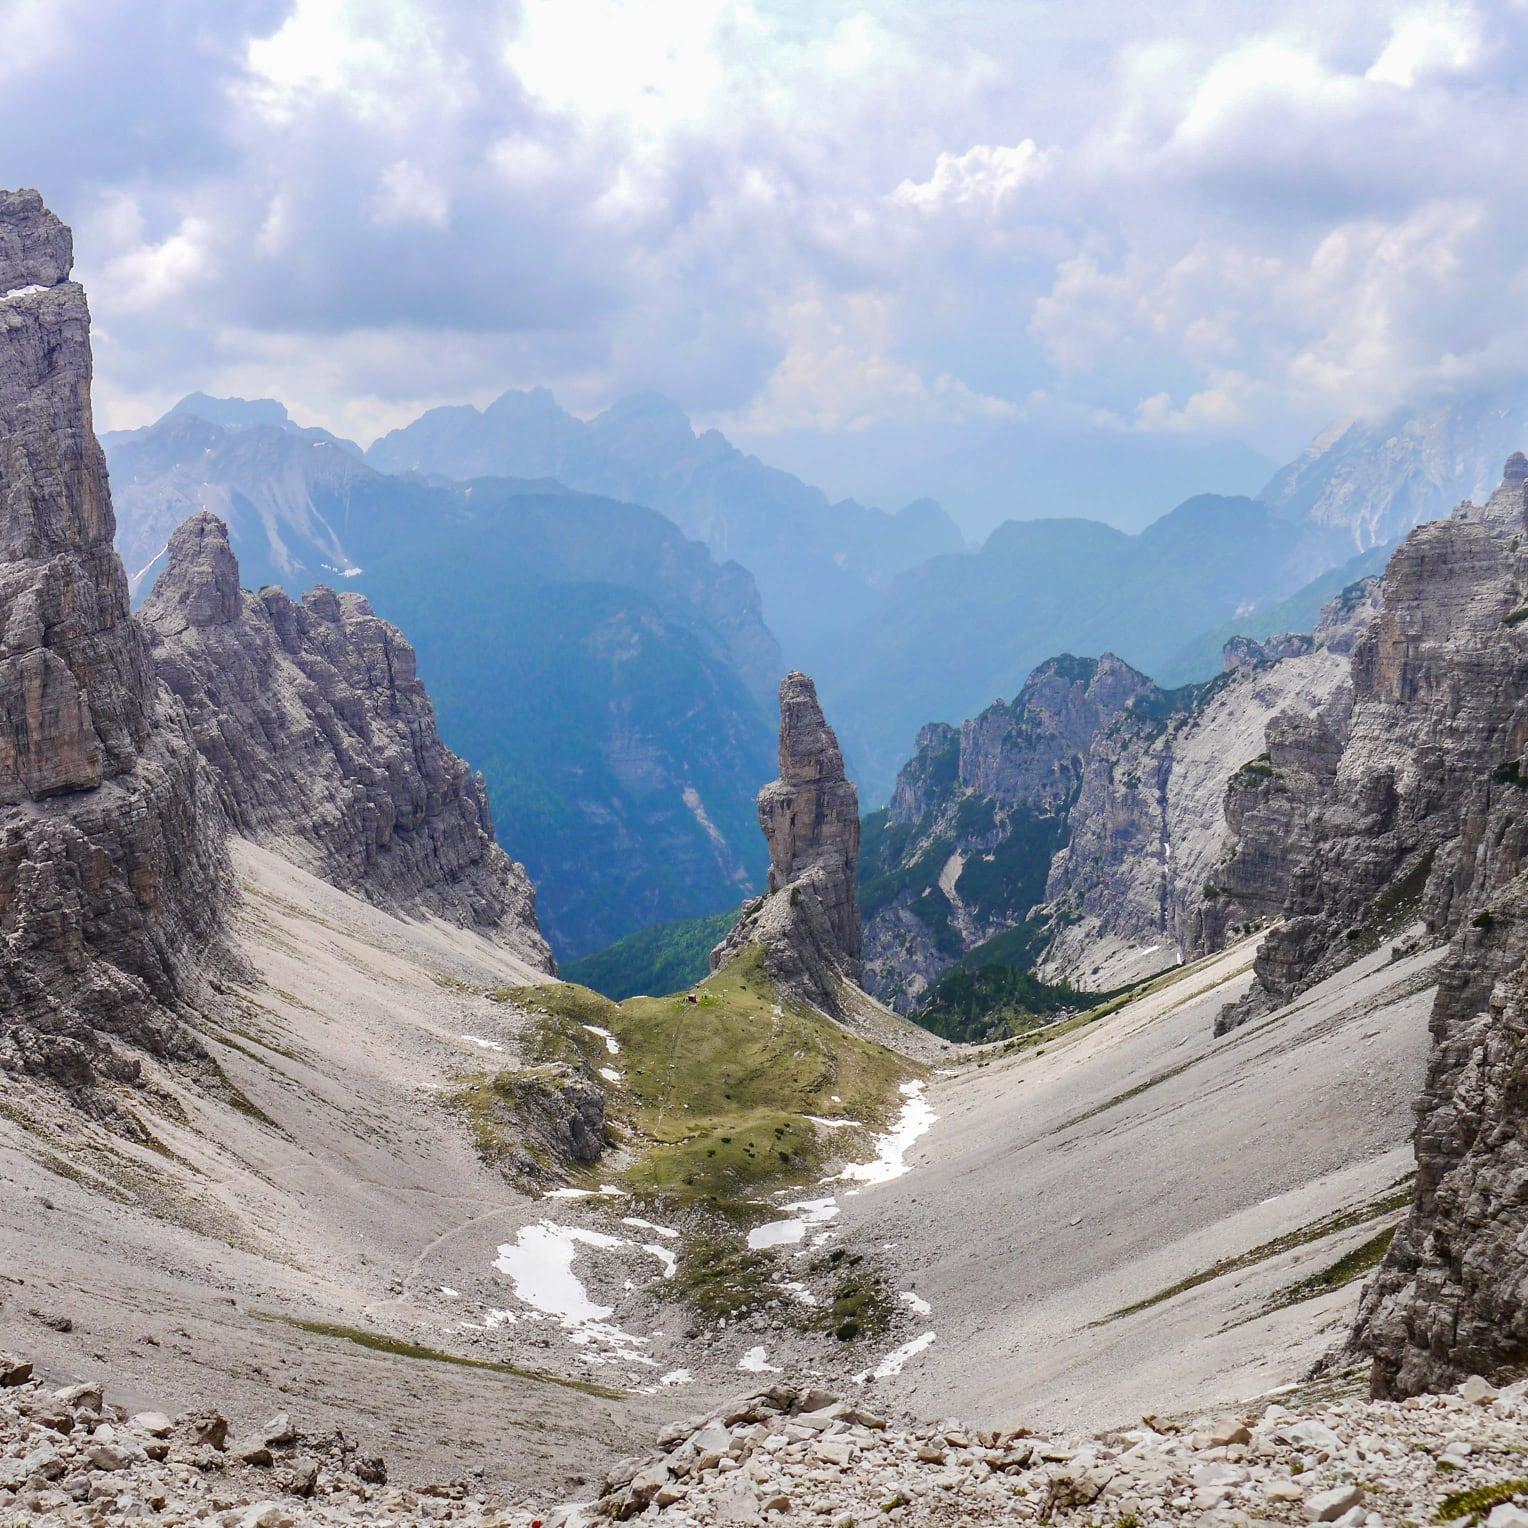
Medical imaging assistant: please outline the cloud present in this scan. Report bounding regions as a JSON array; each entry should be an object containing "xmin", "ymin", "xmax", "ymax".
[
  {"xmin": 717, "ymin": 289, "xmax": 1018, "ymax": 436},
  {"xmin": 2, "ymin": 0, "xmax": 1526, "ymax": 468},
  {"xmin": 892, "ymin": 141, "xmax": 1054, "ymax": 216}
]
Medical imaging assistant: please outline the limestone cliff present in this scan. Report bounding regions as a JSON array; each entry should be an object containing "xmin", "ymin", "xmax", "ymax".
[
  {"xmin": 0, "ymin": 190, "xmax": 234, "ymax": 1106},
  {"xmin": 1226, "ymin": 461, "xmax": 1528, "ymax": 1029},
  {"xmin": 1187, "ymin": 579, "xmax": 1382, "ymax": 963},
  {"xmin": 861, "ymin": 625, "xmax": 1365, "ymax": 1014},
  {"xmin": 711, "ymin": 672, "xmax": 860, "ymax": 1015},
  {"xmin": 1242, "ymin": 460, "xmax": 1528, "ymax": 1395},
  {"xmin": 143, "ymin": 512, "xmax": 552, "ymax": 969}
]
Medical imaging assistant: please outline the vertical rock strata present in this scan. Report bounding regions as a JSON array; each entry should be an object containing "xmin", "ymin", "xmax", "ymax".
[
  {"xmin": 1226, "ymin": 462, "xmax": 1528, "ymax": 1029},
  {"xmin": 142, "ymin": 512, "xmax": 553, "ymax": 969},
  {"xmin": 1347, "ymin": 472, "xmax": 1528, "ymax": 1391},
  {"xmin": 0, "ymin": 190, "xmax": 233, "ymax": 1101},
  {"xmin": 1189, "ymin": 579, "xmax": 1381, "ymax": 963},
  {"xmin": 711, "ymin": 671, "xmax": 861, "ymax": 1014}
]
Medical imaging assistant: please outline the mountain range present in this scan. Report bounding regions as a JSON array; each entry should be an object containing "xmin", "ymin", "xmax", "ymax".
[
  {"xmin": 103, "ymin": 399, "xmax": 780, "ymax": 958},
  {"xmin": 366, "ymin": 387, "xmax": 966, "ymax": 656},
  {"xmin": 11, "ymin": 185, "xmax": 1528, "ymax": 1526}
]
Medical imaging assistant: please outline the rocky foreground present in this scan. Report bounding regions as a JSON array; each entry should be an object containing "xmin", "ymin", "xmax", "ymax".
[{"xmin": 6, "ymin": 1355, "xmax": 1528, "ymax": 1528}]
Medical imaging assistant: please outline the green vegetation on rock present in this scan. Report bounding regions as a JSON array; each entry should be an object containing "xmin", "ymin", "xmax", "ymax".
[{"xmin": 514, "ymin": 947, "xmax": 912, "ymax": 1216}]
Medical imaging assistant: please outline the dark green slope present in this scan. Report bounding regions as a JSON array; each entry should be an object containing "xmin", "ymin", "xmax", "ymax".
[{"xmin": 563, "ymin": 908, "xmax": 741, "ymax": 1000}]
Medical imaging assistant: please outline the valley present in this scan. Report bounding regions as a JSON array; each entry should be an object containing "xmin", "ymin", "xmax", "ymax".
[{"xmin": 4, "ymin": 139, "xmax": 1528, "ymax": 1528}]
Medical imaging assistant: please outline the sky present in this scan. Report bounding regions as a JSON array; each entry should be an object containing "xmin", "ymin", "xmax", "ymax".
[{"xmin": 5, "ymin": 0, "xmax": 1528, "ymax": 525}]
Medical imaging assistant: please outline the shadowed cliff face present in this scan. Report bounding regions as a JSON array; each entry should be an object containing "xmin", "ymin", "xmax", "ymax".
[
  {"xmin": 0, "ymin": 189, "xmax": 235, "ymax": 1109},
  {"xmin": 1344, "ymin": 465, "xmax": 1528, "ymax": 1395},
  {"xmin": 711, "ymin": 671, "xmax": 862, "ymax": 1015},
  {"xmin": 142, "ymin": 512, "xmax": 553, "ymax": 969}
]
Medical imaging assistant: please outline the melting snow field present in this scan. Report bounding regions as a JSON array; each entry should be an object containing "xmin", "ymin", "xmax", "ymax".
[
  {"xmin": 739, "ymin": 1346, "xmax": 782, "ymax": 1374},
  {"xmin": 460, "ymin": 1034, "xmax": 503, "ymax": 1051},
  {"xmin": 899, "ymin": 1290, "xmax": 932, "ymax": 1316},
  {"xmin": 831, "ymin": 1081, "xmax": 937, "ymax": 1189},
  {"xmin": 747, "ymin": 1196, "xmax": 840, "ymax": 1250},
  {"xmin": 493, "ymin": 1221, "xmax": 674, "ymax": 1367},
  {"xmin": 855, "ymin": 1331, "xmax": 935, "ymax": 1383},
  {"xmin": 583, "ymin": 1024, "xmax": 621, "ymax": 1055},
  {"xmin": 599, "ymin": 1066, "xmax": 623, "ymax": 1083},
  {"xmin": 1, "ymin": 285, "xmax": 47, "ymax": 302}
]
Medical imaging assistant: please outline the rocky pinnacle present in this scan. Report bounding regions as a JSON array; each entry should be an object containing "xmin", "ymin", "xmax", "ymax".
[{"xmin": 711, "ymin": 671, "xmax": 862, "ymax": 1014}]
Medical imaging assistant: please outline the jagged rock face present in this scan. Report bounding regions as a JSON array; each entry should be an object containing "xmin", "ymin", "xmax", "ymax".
[
  {"xmin": 1353, "ymin": 737, "xmax": 1528, "ymax": 1393},
  {"xmin": 142, "ymin": 512, "xmax": 552, "ymax": 968},
  {"xmin": 0, "ymin": 190, "xmax": 234, "ymax": 1104},
  {"xmin": 1228, "ymin": 468, "xmax": 1528, "ymax": 1027},
  {"xmin": 711, "ymin": 672, "xmax": 861, "ymax": 1014},
  {"xmin": 1222, "ymin": 631, "xmax": 1314, "ymax": 672},
  {"xmin": 862, "ymin": 636, "xmax": 1362, "ymax": 1010},
  {"xmin": 862, "ymin": 654, "xmax": 1158, "ymax": 1010},
  {"xmin": 1190, "ymin": 581, "xmax": 1381, "ymax": 967},
  {"xmin": 1038, "ymin": 620, "xmax": 1363, "ymax": 989}
]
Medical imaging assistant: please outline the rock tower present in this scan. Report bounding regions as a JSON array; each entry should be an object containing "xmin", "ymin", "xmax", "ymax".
[{"xmin": 711, "ymin": 671, "xmax": 861, "ymax": 1013}]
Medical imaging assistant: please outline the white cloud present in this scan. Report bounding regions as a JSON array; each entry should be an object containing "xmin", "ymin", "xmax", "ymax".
[
  {"xmin": 371, "ymin": 160, "xmax": 450, "ymax": 227},
  {"xmin": 893, "ymin": 140, "xmax": 1053, "ymax": 216},
  {"xmin": 719, "ymin": 289, "xmax": 1016, "ymax": 436},
  {"xmin": 1367, "ymin": 5, "xmax": 1482, "ymax": 87},
  {"xmin": 8, "ymin": 0, "xmax": 1528, "ymax": 471}
]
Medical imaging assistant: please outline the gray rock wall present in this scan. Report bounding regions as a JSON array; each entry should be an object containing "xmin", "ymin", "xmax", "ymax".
[
  {"xmin": 0, "ymin": 190, "xmax": 235, "ymax": 1109},
  {"xmin": 143, "ymin": 512, "xmax": 552, "ymax": 968}
]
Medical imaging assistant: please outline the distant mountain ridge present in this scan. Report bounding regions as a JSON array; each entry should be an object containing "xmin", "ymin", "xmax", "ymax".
[
  {"xmin": 1260, "ymin": 385, "xmax": 1528, "ymax": 568},
  {"xmin": 366, "ymin": 386, "xmax": 966, "ymax": 654},
  {"xmin": 816, "ymin": 492, "xmax": 1325, "ymax": 803},
  {"xmin": 103, "ymin": 403, "xmax": 780, "ymax": 958}
]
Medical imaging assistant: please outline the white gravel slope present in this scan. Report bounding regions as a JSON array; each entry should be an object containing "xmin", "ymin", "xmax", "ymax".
[{"xmin": 834, "ymin": 932, "xmax": 1440, "ymax": 1429}]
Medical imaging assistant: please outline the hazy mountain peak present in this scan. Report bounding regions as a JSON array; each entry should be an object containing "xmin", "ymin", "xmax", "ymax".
[{"xmin": 166, "ymin": 391, "xmax": 292, "ymax": 431}]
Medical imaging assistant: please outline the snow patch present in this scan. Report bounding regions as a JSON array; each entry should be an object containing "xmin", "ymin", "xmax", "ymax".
[
  {"xmin": 747, "ymin": 1196, "xmax": 840, "ymax": 1250},
  {"xmin": 855, "ymin": 1330, "xmax": 935, "ymax": 1382},
  {"xmin": 461, "ymin": 1034, "xmax": 504, "ymax": 1051},
  {"xmin": 622, "ymin": 1216, "xmax": 679, "ymax": 1239},
  {"xmin": 898, "ymin": 1290, "xmax": 932, "ymax": 1316},
  {"xmin": 738, "ymin": 1345, "xmax": 782, "ymax": 1374},
  {"xmin": 583, "ymin": 1024, "xmax": 620, "ymax": 1055},
  {"xmin": 493, "ymin": 1222, "xmax": 660, "ymax": 1365},
  {"xmin": 831, "ymin": 1081, "xmax": 937, "ymax": 1190}
]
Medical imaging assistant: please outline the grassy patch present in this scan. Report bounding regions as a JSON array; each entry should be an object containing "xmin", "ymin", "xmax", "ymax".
[
  {"xmin": 810, "ymin": 1247, "xmax": 894, "ymax": 1343},
  {"xmin": 1094, "ymin": 1180, "xmax": 1414, "ymax": 1326},
  {"xmin": 1260, "ymin": 1225, "xmax": 1396, "ymax": 1313},
  {"xmin": 261, "ymin": 1314, "xmax": 621, "ymax": 1398},
  {"xmin": 663, "ymin": 1236, "xmax": 782, "ymax": 1322},
  {"xmin": 512, "ymin": 947, "xmax": 910, "ymax": 1215},
  {"xmin": 1437, "ymin": 1480, "xmax": 1528, "ymax": 1521}
]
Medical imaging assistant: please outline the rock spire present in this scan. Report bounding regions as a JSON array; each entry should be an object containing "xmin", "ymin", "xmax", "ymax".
[{"xmin": 711, "ymin": 671, "xmax": 862, "ymax": 1013}]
